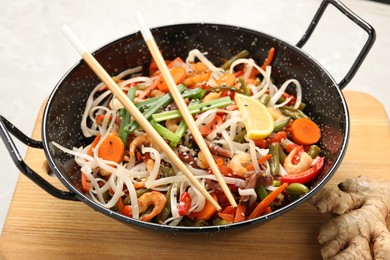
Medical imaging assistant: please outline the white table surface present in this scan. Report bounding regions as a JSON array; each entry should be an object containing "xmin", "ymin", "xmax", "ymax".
[{"xmin": 1, "ymin": 0, "xmax": 389, "ymax": 234}]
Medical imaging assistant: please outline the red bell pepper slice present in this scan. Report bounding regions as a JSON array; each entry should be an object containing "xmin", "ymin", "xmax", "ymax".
[
  {"xmin": 178, "ymin": 192, "xmax": 192, "ymax": 216},
  {"xmin": 280, "ymin": 156, "xmax": 325, "ymax": 184}
]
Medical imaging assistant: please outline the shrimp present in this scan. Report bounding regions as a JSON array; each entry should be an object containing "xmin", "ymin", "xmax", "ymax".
[
  {"xmin": 283, "ymin": 147, "xmax": 313, "ymax": 175},
  {"xmin": 229, "ymin": 154, "xmax": 251, "ymax": 177},
  {"xmin": 129, "ymin": 133, "xmax": 152, "ymax": 157},
  {"xmin": 137, "ymin": 191, "xmax": 166, "ymax": 221},
  {"xmin": 133, "ymin": 159, "xmax": 158, "ymax": 189},
  {"xmin": 165, "ymin": 118, "xmax": 180, "ymax": 132}
]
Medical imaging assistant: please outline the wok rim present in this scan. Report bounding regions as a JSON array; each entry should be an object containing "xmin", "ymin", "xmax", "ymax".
[{"xmin": 41, "ymin": 22, "xmax": 350, "ymax": 233}]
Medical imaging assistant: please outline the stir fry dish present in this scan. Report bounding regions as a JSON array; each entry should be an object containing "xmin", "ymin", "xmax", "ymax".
[{"xmin": 54, "ymin": 48, "xmax": 324, "ymax": 226}]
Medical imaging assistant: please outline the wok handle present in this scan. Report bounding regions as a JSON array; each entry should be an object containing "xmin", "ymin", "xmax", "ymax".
[
  {"xmin": 296, "ymin": 0, "xmax": 376, "ymax": 90},
  {"xmin": 0, "ymin": 115, "xmax": 79, "ymax": 201}
]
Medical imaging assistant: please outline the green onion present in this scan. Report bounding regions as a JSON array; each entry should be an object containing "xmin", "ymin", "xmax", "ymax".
[
  {"xmin": 149, "ymin": 119, "xmax": 180, "ymax": 144},
  {"xmin": 170, "ymin": 120, "xmax": 187, "ymax": 147},
  {"xmin": 126, "ymin": 84, "xmax": 187, "ymax": 133},
  {"xmin": 152, "ymin": 96, "xmax": 233, "ymax": 122},
  {"xmin": 239, "ymin": 77, "xmax": 251, "ymax": 96},
  {"xmin": 118, "ymin": 88, "xmax": 137, "ymax": 143}
]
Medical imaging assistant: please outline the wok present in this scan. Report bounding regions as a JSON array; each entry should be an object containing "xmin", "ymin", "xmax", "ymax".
[{"xmin": 0, "ymin": 0, "xmax": 375, "ymax": 233}]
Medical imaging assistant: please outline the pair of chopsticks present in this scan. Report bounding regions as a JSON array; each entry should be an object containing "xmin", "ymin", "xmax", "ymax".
[{"xmin": 62, "ymin": 12, "xmax": 237, "ymax": 211}]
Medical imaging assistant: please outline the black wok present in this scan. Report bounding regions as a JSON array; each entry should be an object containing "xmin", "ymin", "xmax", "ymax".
[{"xmin": 0, "ymin": 0, "xmax": 375, "ymax": 233}]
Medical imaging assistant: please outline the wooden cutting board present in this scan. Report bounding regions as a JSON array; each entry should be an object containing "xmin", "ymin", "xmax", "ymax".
[{"xmin": 1, "ymin": 91, "xmax": 389, "ymax": 259}]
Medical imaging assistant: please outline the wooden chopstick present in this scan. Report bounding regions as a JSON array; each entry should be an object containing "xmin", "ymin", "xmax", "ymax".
[
  {"xmin": 62, "ymin": 25, "xmax": 222, "ymax": 212},
  {"xmin": 136, "ymin": 12, "xmax": 238, "ymax": 208}
]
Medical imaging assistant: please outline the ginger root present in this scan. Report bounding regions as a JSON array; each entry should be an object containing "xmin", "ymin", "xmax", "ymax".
[{"xmin": 308, "ymin": 176, "xmax": 390, "ymax": 260}]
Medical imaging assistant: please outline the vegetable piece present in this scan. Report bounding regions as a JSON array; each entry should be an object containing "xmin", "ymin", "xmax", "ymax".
[
  {"xmin": 199, "ymin": 115, "xmax": 223, "ymax": 137},
  {"xmin": 248, "ymin": 182, "xmax": 288, "ymax": 219},
  {"xmin": 234, "ymin": 203, "xmax": 246, "ymax": 223},
  {"xmin": 246, "ymin": 154, "xmax": 273, "ymax": 171},
  {"xmin": 216, "ymin": 73, "xmax": 236, "ymax": 87},
  {"xmin": 87, "ymin": 134, "xmax": 102, "ymax": 156},
  {"xmin": 149, "ymin": 119, "xmax": 180, "ymax": 144},
  {"xmin": 98, "ymin": 134, "xmax": 125, "ymax": 163},
  {"xmin": 189, "ymin": 193, "xmax": 218, "ymax": 221},
  {"xmin": 308, "ymin": 144, "xmax": 321, "ymax": 159},
  {"xmin": 178, "ymin": 192, "xmax": 192, "ymax": 216},
  {"xmin": 235, "ymin": 93, "xmax": 274, "ymax": 139},
  {"xmin": 156, "ymin": 67, "xmax": 187, "ymax": 92},
  {"xmin": 126, "ymin": 84, "xmax": 186, "ymax": 133},
  {"xmin": 279, "ymin": 106, "xmax": 309, "ymax": 119},
  {"xmin": 280, "ymin": 156, "xmax": 325, "ymax": 184},
  {"xmin": 287, "ymin": 183, "xmax": 309, "ymax": 195},
  {"xmin": 273, "ymin": 117, "xmax": 291, "ymax": 133},
  {"xmin": 308, "ymin": 176, "xmax": 390, "ymax": 259},
  {"xmin": 290, "ymin": 118, "xmax": 321, "ymax": 145},
  {"xmin": 220, "ymin": 50, "xmax": 250, "ymax": 70},
  {"xmin": 218, "ymin": 212, "xmax": 235, "ymax": 223},
  {"xmin": 261, "ymin": 47, "xmax": 275, "ymax": 71},
  {"xmin": 152, "ymin": 97, "xmax": 233, "ymax": 122},
  {"xmin": 119, "ymin": 88, "xmax": 137, "ymax": 143},
  {"xmin": 81, "ymin": 173, "xmax": 91, "ymax": 192},
  {"xmin": 268, "ymin": 143, "xmax": 280, "ymax": 176},
  {"xmin": 238, "ymin": 78, "xmax": 251, "ymax": 96}
]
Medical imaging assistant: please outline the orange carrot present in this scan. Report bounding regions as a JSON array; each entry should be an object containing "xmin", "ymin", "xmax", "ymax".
[
  {"xmin": 216, "ymin": 73, "xmax": 236, "ymax": 87},
  {"xmin": 199, "ymin": 115, "xmax": 223, "ymax": 137},
  {"xmin": 234, "ymin": 204, "xmax": 246, "ymax": 223},
  {"xmin": 81, "ymin": 173, "xmax": 91, "ymax": 192},
  {"xmin": 248, "ymin": 182, "xmax": 288, "ymax": 220},
  {"xmin": 116, "ymin": 197, "xmax": 125, "ymax": 214},
  {"xmin": 87, "ymin": 134, "xmax": 102, "ymax": 156},
  {"xmin": 246, "ymin": 154, "xmax": 273, "ymax": 171},
  {"xmin": 122, "ymin": 205, "xmax": 133, "ymax": 217},
  {"xmin": 218, "ymin": 212, "xmax": 235, "ymax": 223},
  {"xmin": 183, "ymin": 70, "xmax": 211, "ymax": 88},
  {"xmin": 156, "ymin": 67, "xmax": 187, "ymax": 92},
  {"xmin": 290, "ymin": 118, "xmax": 321, "ymax": 146},
  {"xmin": 189, "ymin": 193, "xmax": 218, "ymax": 221},
  {"xmin": 261, "ymin": 47, "xmax": 275, "ymax": 71},
  {"xmin": 98, "ymin": 134, "xmax": 125, "ymax": 163},
  {"xmin": 224, "ymin": 104, "xmax": 238, "ymax": 111},
  {"xmin": 262, "ymin": 206, "xmax": 272, "ymax": 215},
  {"xmin": 221, "ymin": 205, "xmax": 236, "ymax": 215}
]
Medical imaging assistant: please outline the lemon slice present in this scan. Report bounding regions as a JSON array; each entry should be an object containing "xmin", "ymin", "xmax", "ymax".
[{"xmin": 235, "ymin": 93, "xmax": 274, "ymax": 139}]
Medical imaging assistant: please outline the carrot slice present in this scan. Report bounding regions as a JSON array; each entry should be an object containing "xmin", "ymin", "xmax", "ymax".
[
  {"xmin": 156, "ymin": 67, "xmax": 187, "ymax": 92},
  {"xmin": 234, "ymin": 204, "xmax": 246, "ymax": 223},
  {"xmin": 81, "ymin": 173, "xmax": 91, "ymax": 192},
  {"xmin": 189, "ymin": 193, "xmax": 218, "ymax": 221},
  {"xmin": 98, "ymin": 134, "xmax": 125, "ymax": 163},
  {"xmin": 216, "ymin": 73, "xmax": 236, "ymax": 87},
  {"xmin": 87, "ymin": 134, "xmax": 102, "ymax": 156},
  {"xmin": 290, "ymin": 118, "xmax": 321, "ymax": 146},
  {"xmin": 248, "ymin": 182, "xmax": 288, "ymax": 220},
  {"xmin": 218, "ymin": 212, "xmax": 235, "ymax": 223}
]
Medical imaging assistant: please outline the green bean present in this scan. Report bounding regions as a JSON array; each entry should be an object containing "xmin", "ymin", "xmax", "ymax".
[
  {"xmin": 279, "ymin": 106, "xmax": 309, "ymax": 119},
  {"xmin": 287, "ymin": 183, "xmax": 309, "ymax": 195},
  {"xmin": 156, "ymin": 186, "xmax": 172, "ymax": 223},
  {"xmin": 255, "ymin": 185, "xmax": 268, "ymax": 201},
  {"xmin": 239, "ymin": 78, "xmax": 251, "ymax": 96},
  {"xmin": 220, "ymin": 50, "xmax": 250, "ymax": 70},
  {"xmin": 268, "ymin": 142, "xmax": 280, "ymax": 176},
  {"xmin": 260, "ymin": 94, "xmax": 271, "ymax": 105},
  {"xmin": 160, "ymin": 165, "xmax": 176, "ymax": 178},
  {"xmin": 308, "ymin": 145, "xmax": 321, "ymax": 159},
  {"xmin": 273, "ymin": 117, "xmax": 291, "ymax": 133},
  {"xmin": 136, "ymin": 188, "xmax": 149, "ymax": 198},
  {"xmin": 278, "ymin": 144, "xmax": 287, "ymax": 164},
  {"xmin": 180, "ymin": 217, "xmax": 208, "ymax": 227},
  {"xmin": 233, "ymin": 130, "xmax": 247, "ymax": 143}
]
